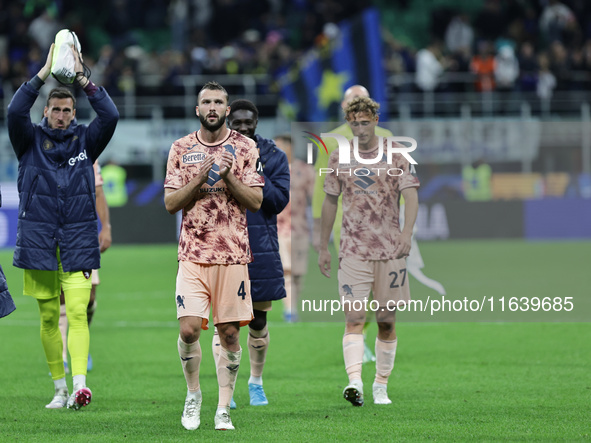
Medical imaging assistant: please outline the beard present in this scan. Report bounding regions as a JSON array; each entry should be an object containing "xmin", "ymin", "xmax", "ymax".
[{"xmin": 199, "ymin": 112, "xmax": 227, "ymax": 132}]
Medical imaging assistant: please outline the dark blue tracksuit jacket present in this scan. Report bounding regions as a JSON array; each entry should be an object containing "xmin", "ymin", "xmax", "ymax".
[
  {"xmin": 247, "ymin": 134, "xmax": 290, "ymax": 302},
  {"xmin": 7, "ymin": 80, "xmax": 119, "ymax": 272}
]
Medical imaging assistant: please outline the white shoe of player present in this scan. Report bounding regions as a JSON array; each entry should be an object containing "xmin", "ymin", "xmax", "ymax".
[
  {"xmin": 372, "ymin": 383, "xmax": 392, "ymax": 405},
  {"xmin": 214, "ymin": 410, "xmax": 235, "ymax": 430},
  {"xmin": 343, "ymin": 380, "xmax": 364, "ymax": 407},
  {"xmin": 45, "ymin": 388, "xmax": 69, "ymax": 409},
  {"xmin": 181, "ymin": 393, "xmax": 202, "ymax": 431}
]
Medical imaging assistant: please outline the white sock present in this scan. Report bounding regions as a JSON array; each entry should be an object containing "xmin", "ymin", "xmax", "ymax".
[
  {"xmin": 343, "ymin": 333, "xmax": 364, "ymax": 383},
  {"xmin": 375, "ymin": 337, "xmax": 397, "ymax": 385},
  {"xmin": 187, "ymin": 388, "xmax": 201, "ymax": 400},
  {"xmin": 178, "ymin": 336, "xmax": 202, "ymax": 392},
  {"xmin": 73, "ymin": 374, "xmax": 86, "ymax": 390},
  {"xmin": 54, "ymin": 377, "xmax": 67, "ymax": 391},
  {"xmin": 216, "ymin": 407, "xmax": 228, "ymax": 415},
  {"xmin": 247, "ymin": 326, "xmax": 269, "ymax": 382},
  {"xmin": 216, "ymin": 346, "xmax": 241, "ymax": 410}
]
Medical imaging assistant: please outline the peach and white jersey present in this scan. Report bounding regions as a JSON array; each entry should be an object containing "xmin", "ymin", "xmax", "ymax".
[
  {"xmin": 165, "ymin": 129, "xmax": 264, "ymax": 264},
  {"xmin": 323, "ymin": 140, "xmax": 420, "ymax": 260}
]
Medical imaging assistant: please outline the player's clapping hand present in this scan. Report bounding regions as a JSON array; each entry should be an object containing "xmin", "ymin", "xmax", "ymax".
[
  {"xmin": 71, "ymin": 44, "xmax": 83, "ymax": 72},
  {"xmin": 318, "ymin": 249, "xmax": 332, "ymax": 278},
  {"xmin": 393, "ymin": 231, "xmax": 412, "ymax": 259},
  {"xmin": 38, "ymin": 43, "xmax": 55, "ymax": 81},
  {"xmin": 193, "ymin": 155, "xmax": 215, "ymax": 188},
  {"xmin": 219, "ymin": 151, "xmax": 234, "ymax": 178}
]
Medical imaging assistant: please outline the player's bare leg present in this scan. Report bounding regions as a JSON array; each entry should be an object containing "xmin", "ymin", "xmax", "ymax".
[{"xmin": 178, "ymin": 316, "xmax": 203, "ymax": 430}]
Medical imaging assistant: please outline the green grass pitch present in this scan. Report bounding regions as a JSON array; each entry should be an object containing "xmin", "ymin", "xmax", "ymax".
[{"xmin": 0, "ymin": 240, "xmax": 589, "ymax": 441}]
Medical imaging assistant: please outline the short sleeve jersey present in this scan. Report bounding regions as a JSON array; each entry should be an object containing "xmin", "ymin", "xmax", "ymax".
[
  {"xmin": 164, "ymin": 129, "xmax": 264, "ymax": 264},
  {"xmin": 323, "ymin": 140, "xmax": 420, "ymax": 260}
]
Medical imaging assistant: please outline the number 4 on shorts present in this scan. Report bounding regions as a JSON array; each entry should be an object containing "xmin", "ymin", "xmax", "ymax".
[{"xmin": 237, "ymin": 281, "xmax": 246, "ymax": 300}]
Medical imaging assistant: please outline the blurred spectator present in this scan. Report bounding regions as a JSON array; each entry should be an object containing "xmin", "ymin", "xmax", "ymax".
[
  {"xmin": 101, "ymin": 161, "xmax": 128, "ymax": 207},
  {"xmin": 105, "ymin": 0, "xmax": 138, "ymax": 50},
  {"xmin": 27, "ymin": 7, "xmax": 61, "ymax": 50},
  {"xmin": 522, "ymin": 6, "xmax": 539, "ymax": 42},
  {"xmin": 462, "ymin": 159, "xmax": 492, "ymax": 201},
  {"xmin": 539, "ymin": 0, "xmax": 576, "ymax": 44},
  {"xmin": 569, "ymin": 46, "xmax": 587, "ymax": 89},
  {"xmin": 518, "ymin": 42, "xmax": 538, "ymax": 92},
  {"xmin": 537, "ymin": 53, "xmax": 556, "ymax": 101},
  {"xmin": 549, "ymin": 40, "xmax": 570, "ymax": 90},
  {"xmin": 415, "ymin": 40, "xmax": 445, "ymax": 92},
  {"xmin": 471, "ymin": 40, "xmax": 496, "ymax": 92},
  {"xmin": 474, "ymin": 0, "xmax": 505, "ymax": 41},
  {"xmin": 582, "ymin": 39, "xmax": 591, "ymax": 70},
  {"xmin": 169, "ymin": 0, "xmax": 189, "ymax": 52},
  {"xmin": 494, "ymin": 45, "xmax": 519, "ymax": 91},
  {"xmin": 26, "ymin": 45, "xmax": 43, "ymax": 79},
  {"xmin": 447, "ymin": 47, "xmax": 471, "ymax": 92},
  {"xmin": 445, "ymin": 14, "xmax": 473, "ymax": 54}
]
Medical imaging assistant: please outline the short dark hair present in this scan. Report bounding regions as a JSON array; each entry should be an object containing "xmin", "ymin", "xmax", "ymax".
[
  {"xmin": 47, "ymin": 88, "xmax": 76, "ymax": 108},
  {"xmin": 228, "ymin": 99, "xmax": 259, "ymax": 120},
  {"xmin": 198, "ymin": 81, "xmax": 228, "ymax": 104}
]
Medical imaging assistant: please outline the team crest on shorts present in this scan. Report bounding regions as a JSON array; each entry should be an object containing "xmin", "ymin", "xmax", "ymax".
[
  {"xmin": 82, "ymin": 270, "xmax": 91, "ymax": 279},
  {"xmin": 177, "ymin": 295, "xmax": 186, "ymax": 309}
]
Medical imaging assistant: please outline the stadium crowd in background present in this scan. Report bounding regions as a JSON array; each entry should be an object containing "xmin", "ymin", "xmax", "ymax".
[
  {"xmin": 0, "ymin": 0, "xmax": 370, "ymax": 101},
  {"xmin": 3, "ymin": 1, "xmax": 591, "ymax": 111},
  {"xmin": 409, "ymin": 0, "xmax": 591, "ymax": 98}
]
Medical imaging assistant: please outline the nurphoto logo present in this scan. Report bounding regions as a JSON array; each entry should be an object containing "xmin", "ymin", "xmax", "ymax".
[{"xmin": 304, "ymin": 132, "xmax": 418, "ymax": 166}]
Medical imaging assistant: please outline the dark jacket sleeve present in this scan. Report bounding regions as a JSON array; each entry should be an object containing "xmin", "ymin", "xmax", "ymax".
[
  {"xmin": 260, "ymin": 146, "xmax": 290, "ymax": 216},
  {"xmin": 85, "ymin": 87, "xmax": 120, "ymax": 162},
  {"xmin": 7, "ymin": 82, "xmax": 39, "ymax": 159}
]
